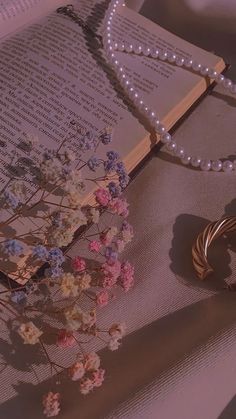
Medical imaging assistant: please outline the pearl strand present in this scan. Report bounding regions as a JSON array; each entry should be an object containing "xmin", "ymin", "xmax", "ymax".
[{"xmin": 103, "ymin": 0, "xmax": 235, "ymax": 172}]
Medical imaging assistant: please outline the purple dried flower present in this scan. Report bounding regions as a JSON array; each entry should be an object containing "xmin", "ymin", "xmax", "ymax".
[
  {"xmin": 32, "ymin": 245, "xmax": 49, "ymax": 261},
  {"xmin": 2, "ymin": 239, "xmax": 23, "ymax": 256},
  {"xmin": 48, "ymin": 247, "xmax": 65, "ymax": 266},
  {"xmin": 108, "ymin": 182, "xmax": 121, "ymax": 197},
  {"xmin": 100, "ymin": 129, "xmax": 113, "ymax": 145},
  {"xmin": 119, "ymin": 173, "xmax": 130, "ymax": 189},
  {"xmin": 78, "ymin": 132, "xmax": 96, "ymax": 151},
  {"xmin": 87, "ymin": 156, "xmax": 100, "ymax": 171},
  {"xmin": 45, "ymin": 266, "xmax": 63, "ymax": 278},
  {"xmin": 104, "ymin": 160, "xmax": 117, "ymax": 174},
  {"xmin": 11, "ymin": 290, "xmax": 26, "ymax": 304},
  {"xmin": 105, "ymin": 247, "xmax": 118, "ymax": 264},
  {"xmin": 116, "ymin": 161, "xmax": 126, "ymax": 175},
  {"xmin": 4, "ymin": 190, "xmax": 20, "ymax": 209},
  {"xmin": 106, "ymin": 151, "xmax": 119, "ymax": 161}
]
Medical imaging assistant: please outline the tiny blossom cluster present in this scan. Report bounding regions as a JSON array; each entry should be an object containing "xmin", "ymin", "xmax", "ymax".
[
  {"xmin": 68, "ymin": 352, "xmax": 105, "ymax": 395},
  {"xmin": 0, "ymin": 127, "xmax": 134, "ymax": 418}
]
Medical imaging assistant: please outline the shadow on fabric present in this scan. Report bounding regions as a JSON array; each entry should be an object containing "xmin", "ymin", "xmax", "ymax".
[{"xmin": 1, "ymin": 292, "xmax": 236, "ymax": 418}]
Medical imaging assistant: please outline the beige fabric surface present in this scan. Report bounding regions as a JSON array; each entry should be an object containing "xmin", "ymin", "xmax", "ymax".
[{"xmin": 1, "ymin": 1, "xmax": 236, "ymax": 418}]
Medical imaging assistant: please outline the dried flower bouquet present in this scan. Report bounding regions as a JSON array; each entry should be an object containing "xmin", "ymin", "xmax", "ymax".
[{"xmin": 0, "ymin": 123, "xmax": 134, "ymax": 417}]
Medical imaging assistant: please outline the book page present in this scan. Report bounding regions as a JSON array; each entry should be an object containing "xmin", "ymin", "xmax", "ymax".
[
  {"xmin": 0, "ymin": 1, "xmax": 224, "ymax": 279},
  {"xmin": 0, "ymin": 0, "xmax": 64, "ymax": 39}
]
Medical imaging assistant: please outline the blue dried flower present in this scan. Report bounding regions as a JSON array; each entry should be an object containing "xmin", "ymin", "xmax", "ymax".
[
  {"xmin": 78, "ymin": 132, "xmax": 96, "ymax": 151},
  {"xmin": 2, "ymin": 239, "xmax": 23, "ymax": 256},
  {"xmin": 87, "ymin": 156, "xmax": 100, "ymax": 171},
  {"xmin": 11, "ymin": 290, "xmax": 26, "ymax": 304},
  {"xmin": 105, "ymin": 247, "xmax": 118, "ymax": 263},
  {"xmin": 45, "ymin": 266, "xmax": 63, "ymax": 278},
  {"xmin": 4, "ymin": 190, "xmax": 20, "ymax": 209},
  {"xmin": 108, "ymin": 182, "xmax": 121, "ymax": 197},
  {"xmin": 100, "ymin": 129, "xmax": 113, "ymax": 145},
  {"xmin": 32, "ymin": 245, "xmax": 49, "ymax": 261},
  {"xmin": 106, "ymin": 151, "xmax": 119, "ymax": 161},
  {"xmin": 48, "ymin": 247, "xmax": 65, "ymax": 266},
  {"xmin": 116, "ymin": 161, "xmax": 126, "ymax": 175},
  {"xmin": 119, "ymin": 173, "xmax": 130, "ymax": 189},
  {"xmin": 104, "ymin": 160, "xmax": 117, "ymax": 174}
]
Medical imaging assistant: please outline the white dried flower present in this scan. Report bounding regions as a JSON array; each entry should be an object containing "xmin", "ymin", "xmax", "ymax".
[
  {"xmin": 108, "ymin": 338, "xmax": 121, "ymax": 351},
  {"xmin": 60, "ymin": 273, "xmax": 79, "ymax": 297},
  {"xmin": 64, "ymin": 149, "xmax": 76, "ymax": 162},
  {"xmin": 18, "ymin": 321, "xmax": 43, "ymax": 345},
  {"xmin": 89, "ymin": 208, "xmax": 100, "ymax": 224},
  {"xmin": 25, "ymin": 133, "xmax": 39, "ymax": 147},
  {"xmin": 64, "ymin": 306, "xmax": 83, "ymax": 331},
  {"xmin": 78, "ymin": 273, "xmax": 91, "ymax": 290},
  {"xmin": 109, "ymin": 322, "xmax": 126, "ymax": 339}
]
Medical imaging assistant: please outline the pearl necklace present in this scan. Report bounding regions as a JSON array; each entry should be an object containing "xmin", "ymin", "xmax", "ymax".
[{"xmin": 103, "ymin": 0, "xmax": 236, "ymax": 172}]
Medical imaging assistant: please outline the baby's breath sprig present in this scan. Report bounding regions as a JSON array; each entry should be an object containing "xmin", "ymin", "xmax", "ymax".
[{"xmin": 0, "ymin": 125, "xmax": 134, "ymax": 417}]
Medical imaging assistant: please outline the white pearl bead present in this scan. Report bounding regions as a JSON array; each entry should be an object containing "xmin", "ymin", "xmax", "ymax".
[
  {"xmin": 211, "ymin": 160, "xmax": 223, "ymax": 172},
  {"xmin": 124, "ymin": 43, "xmax": 133, "ymax": 53},
  {"xmin": 192, "ymin": 61, "xmax": 202, "ymax": 72},
  {"xmin": 175, "ymin": 146, "xmax": 185, "ymax": 158},
  {"xmin": 167, "ymin": 52, "xmax": 177, "ymax": 63},
  {"xmin": 161, "ymin": 133, "xmax": 171, "ymax": 144},
  {"xmin": 155, "ymin": 122, "xmax": 166, "ymax": 135},
  {"xmin": 181, "ymin": 155, "xmax": 191, "ymax": 165},
  {"xmin": 147, "ymin": 109, "xmax": 156, "ymax": 120},
  {"xmin": 216, "ymin": 74, "xmax": 225, "ymax": 84},
  {"xmin": 223, "ymin": 78, "xmax": 232, "ymax": 89},
  {"xmin": 200, "ymin": 159, "xmax": 212, "ymax": 171},
  {"xmin": 167, "ymin": 140, "xmax": 177, "ymax": 152},
  {"xmin": 200, "ymin": 66, "xmax": 210, "ymax": 76},
  {"xmin": 134, "ymin": 44, "xmax": 142, "ymax": 54},
  {"xmin": 222, "ymin": 160, "xmax": 233, "ymax": 172},
  {"xmin": 143, "ymin": 47, "xmax": 151, "ymax": 56},
  {"xmin": 208, "ymin": 69, "xmax": 218, "ymax": 79},
  {"xmin": 159, "ymin": 51, "xmax": 168, "ymax": 61},
  {"xmin": 191, "ymin": 156, "xmax": 202, "ymax": 168},
  {"xmin": 176, "ymin": 57, "xmax": 185, "ymax": 66},
  {"xmin": 185, "ymin": 59, "xmax": 193, "ymax": 68},
  {"xmin": 230, "ymin": 84, "xmax": 236, "ymax": 94},
  {"xmin": 151, "ymin": 48, "xmax": 159, "ymax": 58}
]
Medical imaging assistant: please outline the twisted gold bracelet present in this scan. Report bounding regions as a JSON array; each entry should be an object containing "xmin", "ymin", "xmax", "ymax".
[{"xmin": 192, "ymin": 216, "xmax": 236, "ymax": 280}]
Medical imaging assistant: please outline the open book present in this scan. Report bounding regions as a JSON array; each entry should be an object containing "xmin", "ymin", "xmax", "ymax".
[{"xmin": 0, "ymin": 0, "xmax": 225, "ymax": 281}]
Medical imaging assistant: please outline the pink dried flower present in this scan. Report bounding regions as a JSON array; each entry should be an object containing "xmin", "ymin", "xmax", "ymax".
[
  {"xmin": 72, "ymin": 256, "xmax": 86, "ymax": 272},
  {"xmin": 56, "ymin": 329, "xmax": 76, "ymax": 348},
  {"xmin": 80, "ymin": 377, "xmax": 94, "ymax": 395},
  {"xmin": 119, "ymin": 261, "xmax": 134, "ymax": 292},
  {"xmin": 91, "ymin": 368, "xmax": 105, "ymax": 387},
  {"xmin": 42, "ymin": 391, "xmax": 60, "ymax": 417},
  {"xmin": 102, "ymin": 260, "xmax": 121, "ymax": 287},
  {"xmin": 69, "ymin": 361, "xmax": 85, "ymax": 381},
  {"xmin": 96, "ymin": 290, "xmax": 109, "ymax": 307},
  {"xmin": 94, "ymin": 188, "xmax": 111, "ymax": 206},
  {"xmin": 100, "ymin": 226, "xmax": 118, "ymax": 246},
  {"xmin": 84, "ymin": 352, "xmax": 100, "ymax": 371},
  {"xmin": 88, "ymin": 240, "xmax": 102, "ymax": 253},
  {"xmin": 102, "ymin": 276, "xmax": 116, "ymax": 288},
  {"xmin": 115, "ymin": 239, "xmax": 125, "ymax": 253},
  {"xmin": 108, "ymin": 197, "xmax": 129, "ymax": 217}
]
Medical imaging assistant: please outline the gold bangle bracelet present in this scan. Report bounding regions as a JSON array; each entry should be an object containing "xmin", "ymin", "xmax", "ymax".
[{"xmin": 192, "ymin": 216, "xmax": 236, "ymax": 280}]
